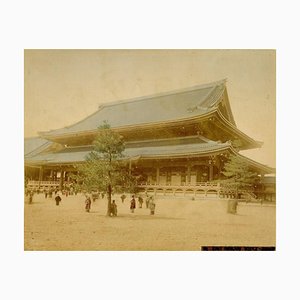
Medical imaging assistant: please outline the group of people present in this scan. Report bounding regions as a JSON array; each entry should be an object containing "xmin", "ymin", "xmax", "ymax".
[
  {"xmin": 44, "ymin": 187, "xmax": 77, "ymax": 198},
  {"xmin": 26, "ymin": 188, "xmax": 156, "ymax": 216},
  {"xmin": 26, "ymin": 188, "xmax": 63, "ymax": 205},
  {"xmin": 60, "ymin": 192, "xmax": 156, "ymax": 215},
  {"xmin": 84, "ymin": 192, "xmax": 156, "ymax": 216},
  {"xmin": 129, "ymin": 194, "xmax": 156, "ymax": 215},
  {"xmin": 43, "ymin": 187, "xmax": 57, "ymax": 198}
]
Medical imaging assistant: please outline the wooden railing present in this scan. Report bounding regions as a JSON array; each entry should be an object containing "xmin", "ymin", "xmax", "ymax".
[
  {"xmin": 137, "ymin": 182, "xmax": 221, "ymax": 197},
  {"xmin": 27, "ymin": 180, "xmax": 60, "ymax": 187},
  {"xmin": 26, "ymin": 181, "xmax": 260, "ymax": 201},
  {"xmin": 138, "ymin": 182, "xmax": 220, "ymax": 188}
]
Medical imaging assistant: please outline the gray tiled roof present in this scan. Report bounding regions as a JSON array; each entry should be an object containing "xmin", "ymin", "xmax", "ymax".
[
  {"xmin": 24, "ymin": 137, "xmax": 52, "ymax": 157},
  {"xmin": 41, "ymin": 80, "xmax": 227, "ymax": 137},
  {"xmin": 25, "ymin": 140, "xmax": 230, "ymax": 165}
]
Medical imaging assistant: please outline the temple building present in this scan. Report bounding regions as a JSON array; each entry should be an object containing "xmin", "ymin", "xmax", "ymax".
[{"xmin": 25, "ymin": 79, "xmax": 275, "ymax": 199}]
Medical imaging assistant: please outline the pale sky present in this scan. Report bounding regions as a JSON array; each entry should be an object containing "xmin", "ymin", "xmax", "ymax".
[{"xmin": 24, "ymin": 50, "xmax": 275, "ymax": 168}]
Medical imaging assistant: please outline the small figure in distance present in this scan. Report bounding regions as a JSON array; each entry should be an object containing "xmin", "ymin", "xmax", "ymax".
[
  {"xmin": 121, "ymin": 194, "xmax": 126, "ymax": 203},
  {"xmin": 92, "ymin": 190, "xmax": 98, "ymax": 202},
  {"xmin": 28, "ymin": 190, "xmax": 34, "ymax": 204},
  {"xmin": 130, "ymin": 195, "xmax": 136, "ymax": 213},
  {"xmin": 110, "ymin": 200, "xmax": 118, "ymax": 217},
  {"xmin": 149, "ymin": 196, "xmax": 156, "ymax": 215},
  {"xmin": 85, "ymin": 193, "xmax": 92, "ymax": 212},
  {"xmin": 49, "ymin": 187, "xmax": 53, "ymax": 198},
  {"xmin": 145, "ymin": 194, "xmax": 150, "ymax": 208},
  {"xmin": 138, "ymin": 195, "xmax": 143, "ymax": 208},
  {"xmin": 55, "ymin": 191, "xmax": 62, "ymax": 206}
]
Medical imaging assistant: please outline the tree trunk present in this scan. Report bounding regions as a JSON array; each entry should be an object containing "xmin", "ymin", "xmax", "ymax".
[
  {"xmin": 107, "ymin": 156, "xmax": 112, "ymax": 217},
  {"xmin": 106, "ymin": 184, "xmax": 112, "ymax": 216}
]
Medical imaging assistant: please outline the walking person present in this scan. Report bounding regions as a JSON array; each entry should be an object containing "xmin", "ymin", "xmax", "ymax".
[
  {"xmin": 145, "ymin": 195, "xmax": 150, "ymax": 208},
  {"xmin": 149, "ymin": 196, "xmax": 156, "ymax": 215},
  {"xmin": 92, "ymin": 191, "xmax": 98, "ymax": 202},
  {"xmin": 85, "ymin": 193, "xmax": 92, "ymax": 212},
  {"xmin": 121, "ymin": 194, "xmax": 126, "ymax": 203},
  {"xmin": 130, "ymin": 195, "xmax": 136, "ymax": 213},
  {"xmin": 55, "ymin": 191, "xmax": 62, "ymax": 206},
  {"xmin": 28, "ymin": 190, "xmax": 34, "ymax": 204},
  {"xmin": 138, "ymin": 196, "xmax": 143, "ymax": 208},
  {"xmin": 110, "ymin": 200, "xmax": 118, "ymax": 217}
]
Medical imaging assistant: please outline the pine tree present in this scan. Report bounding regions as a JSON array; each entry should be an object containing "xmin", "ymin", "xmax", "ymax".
[
  {"xmin": 74, "ymin": 121, "xmax": 136, "ymax": 216},
  {"xmin": 221, "ymin": 154, "xmax": 258, "ymax": 199}
]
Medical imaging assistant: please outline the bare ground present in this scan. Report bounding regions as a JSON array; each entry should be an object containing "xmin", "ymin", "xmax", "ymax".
[{"xmin": 24, "ymin": 193, "xmax": 276, "ymax": 251}]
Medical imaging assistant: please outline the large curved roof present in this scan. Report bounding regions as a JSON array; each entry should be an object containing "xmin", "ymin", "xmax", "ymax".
[
  {"xmin": 24, "ymin": 137, "xmax": 274, "ymax": 174},
  {"xmin": 40, "ymin": 79, "xmax": 229, "ymax": 138},
  {"xmin": 24, "ymin": 137, "xmax": 52, "ymax": 158},
  {"xmin": 25, "ymin": 139, "xmax": 231, "ymax": 166}
]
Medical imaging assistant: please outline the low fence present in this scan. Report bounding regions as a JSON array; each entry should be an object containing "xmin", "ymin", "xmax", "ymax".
[
  {"xmin": 26, "ymin": 181, "xmax": 273, "ymax": 201},
  {"xmin": 137, "ymin": 183, "xmax": 221, "ymax": 198},
  {"xmin": 27, "ymin": 180, "xmax": 60, "ymax": 189}
]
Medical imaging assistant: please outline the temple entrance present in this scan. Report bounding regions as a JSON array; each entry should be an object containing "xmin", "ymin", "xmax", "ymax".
[
  {"xmin": 171, "ymin": 175, "xmax": 181, "ymax": 185},
  {"xmin": 159, "ymin": 175, "xmax": 167, "ymax": 185},
  {"xmin": 191, "ymin": 165, "xmax": 209, "ymax": 182},
  {"xmin": 190, "ymin": 175, "xmax": 197, "ymax": 185}
]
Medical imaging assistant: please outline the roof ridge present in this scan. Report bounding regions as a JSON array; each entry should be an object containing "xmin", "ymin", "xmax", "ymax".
[
  {"xmin": 40, "ymin": 79, "xmax": 227, "ymax": 137},
  {"xmin": 25, "ymin": 136, "xmax": 44, "ymax": 140},
  {"xmin": 101, "ymin": 78, "xmax": 227, "ymax": 108}
]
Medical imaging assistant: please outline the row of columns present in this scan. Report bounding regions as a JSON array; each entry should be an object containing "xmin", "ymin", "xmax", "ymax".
[
  {"xmin": 151, "ymin": 164, "xmax": 214, "ymax": 185},
  {"xmin": 37, "ymin": 167, "xmax": 66, "ymax": 190}
]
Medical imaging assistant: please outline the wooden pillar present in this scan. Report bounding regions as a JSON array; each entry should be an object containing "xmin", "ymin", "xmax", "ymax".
[
  {"xmin": 59, "ymin": 168, "xmax": 64, "ymax": 190},
  {"xmin": 38, "ymin": 166, "xmax": 43, "ymax": 188},
  {"xmin": 260, "ymin": 173, "xmax": 265, "ymax": 200},
  {"xmin": 156, "ymin": 167, "xmax": 160, "ymax": 185},
  {"xmin": 187, "ymin": 165, "xmax": 191, "ymax": 185},
  {"xmin": 209, "ymin": 164, "xmax": 213, "ymax": 181},
  {"xmin": 216, "ymin": 155, "xmax": 221, "ymax": 179},
  {"xmin": 64, "ymin": 171, "xmax": 68, "ymax": 182},
  {"xmin": 129, "ymin": 159, "xmax": 132, "ymax": 175}
]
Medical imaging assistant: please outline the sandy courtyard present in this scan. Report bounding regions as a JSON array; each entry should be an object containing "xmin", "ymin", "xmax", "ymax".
[{"xmin": 24, "ymin": 193, "xmax": 276, "ymax": 250}]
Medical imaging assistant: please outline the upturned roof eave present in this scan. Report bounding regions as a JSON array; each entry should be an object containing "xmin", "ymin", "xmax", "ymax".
[
  {"xmin": 229, "ymin": 147, "xmax": 275, "ymax": 174},
  {"xmin": 39, "ymin": 79, "xmax": 227, "ymax": 133},
  {"xmin": 215, "ymin": 110, "xmax": 261, "ymax": 149},
  {"xmin": 136, "ymin": 146, "xmax": 231, "ymax": 160},
  {"xmin": 39, "ymin": 110, "xmax": 218, "ymax": 141},
  {"xmin": 25, "ymin": 142, "xmax": 232, "ymax": 166},
  {"xmin": 39, "ymin": 109, "xmax": 260, "ymax": 151},
  {"xmin": 39, "ymin": 80, "xmax": 229, "ymax": 139}
]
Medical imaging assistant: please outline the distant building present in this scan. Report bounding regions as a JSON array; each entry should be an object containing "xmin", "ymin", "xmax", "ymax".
[{"xmin": 25, "ymin": 79, "xmax": 275, "ymax": 199}]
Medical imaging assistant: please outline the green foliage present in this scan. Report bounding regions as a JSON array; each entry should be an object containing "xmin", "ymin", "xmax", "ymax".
[
  {"xmin": 73, "ymin": 121, "xmax": 137, "ymax": 215},
  {"xmin": 221, "ymin": 154, "xmax": 258, "ymax": 195},
  {"xmin": 92, "ymin": 121, "xmax": 125, "ymax": 162}
]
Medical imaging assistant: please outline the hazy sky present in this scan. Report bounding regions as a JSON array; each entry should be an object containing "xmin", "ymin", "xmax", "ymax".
[{"xmin": 24, "ymin": 50, "xmax": 275, "ymax": 167}]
